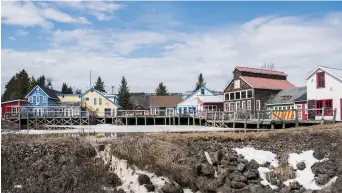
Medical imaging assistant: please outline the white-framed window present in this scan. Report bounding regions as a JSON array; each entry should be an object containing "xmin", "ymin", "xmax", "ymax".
[
  {"xmin": 36, "ymin": 95, "xmax": 40, "ymax": 103},
  {"xmin": 236, "ymin": 101, "xmax": 241, "ymax": 111},
  {"xmin": 247, "ymin": 90, "xmax": 253, "ymax": 98},
  {"xmin": 11, "ymin": 107, "xmax": 16, "ymax": 113},
  {"xmin": 274, "ymin": 107, "xmax": 279, "ymax": 110},
  {"xmin": 99, "ymin": 98, "xmax": 102, "ymax": 105},
  {"xmin": 224, "ymin": 103, "xmax": 229, "ymax": 111},
  {"xmin": 94, "ymin": 98, "xmax": 97, "ymax": 105},
  {"xmin": 229, "ymin": 92, "xmax": 235, "ymax": 101},
  {"xmin": 105, "ymin": 108, "xmax": 111, "ymax": 116},
  {"xmin": 204, "ymin": 105, "xmax": 217, "ymax": 112},
  {"xmin": 29, "ymin": 96, "xmax": 33, "ymax": 103},
  {"xmin": 242, "ymin": 101, "xmax": 246, "ymax": 110},
  {"xmin": 224, "ymin": 93, "xmax": 229, "ymax": 101},
  {"xmin": 234, "ymin": 80, "xmax": 240, "ymax": 89},
  {"xmin": 256, "ymin": 100, "xmax": 261, "ymax": 111},
  {"xmin": 229, "ymin": 102, "xmax": 235, "ymax": 112},
  {"xmin": 74, "ymin": 108, "xmax": 80, "ymax": 115},
  {"xmin": 241, "ymin": 91, "xmax": 247, "ymax": 99},
  {"xmin": 151, "ymin": 108, "xmax": 159, "ymax": 115},
  {"xmin": 247, "ymin": 100, "xmax": 251, "ymax": 111},
  {"xmin": 43, "ymin": 96, "xmax": 47, "ymax": 103},
  {"xmin": 235, "ymin": 92, "xmax": 241, "ymax": 100}
]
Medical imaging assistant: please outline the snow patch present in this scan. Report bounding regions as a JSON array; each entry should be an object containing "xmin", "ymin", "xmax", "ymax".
[
  {"xmin": 284, "ymin": 150, "xmax": 338, "ymax": 190},
  {"xmin": 233, "ymin": 147, "xmax": 279, "ymax": 167}
]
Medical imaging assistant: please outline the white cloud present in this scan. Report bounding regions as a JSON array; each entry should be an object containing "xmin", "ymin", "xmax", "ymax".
[
  {"xmin": 16, "ymin": 29, "xmax": 29, "ymax": 36},
  {"xmin": 58, "ymin": 1, "xmax": 123, "ymax": 21},
  {"xmin": 1, "ymin": 1, "xmax": 51, "ymax": 28},
  {"xmin": 2, "ymin": 13, "xmax": 342, "ymax": 93},
  {"xmin": 42, "ymin": 8, "xmax": 90, "ymax": 24},
  {"xmin": 8, "ymin": 36, "xmax": 16, "ymax": 41}
]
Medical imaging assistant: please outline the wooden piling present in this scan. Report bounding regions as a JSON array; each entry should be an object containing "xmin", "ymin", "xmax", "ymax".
[
  {"xmin": 257, "ymin": 111, "xmax": 260, "ymax": 130},
  {"xmin": 213, "ymin": 112, "xmax": 217, "ymax": 127},
  {"xmin": 178, "ymin": 112, "xmax": 180, "ymax": 125},
  {"xmin": 153, "ymin": 114, "xmax": 156, "ymax": 125},
  {"xmin": 188, "ymin": 116, "xmax": 190, "ymax": 125},
  {"xmin": 125, "ymin": 116, "xmax": 128, "ymax": 126},
  {"xmin": 144, "ymin": 112, "xmax": 147, "ymax": 125},
  {"xmin": 193, "ymin": 111, "xmax": 195, "ymax": 125}
]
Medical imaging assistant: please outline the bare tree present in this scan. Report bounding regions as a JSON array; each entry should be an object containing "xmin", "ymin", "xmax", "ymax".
[{"xmin": 262, "ymin": 63, "xmax": 275, "ymax": 70}]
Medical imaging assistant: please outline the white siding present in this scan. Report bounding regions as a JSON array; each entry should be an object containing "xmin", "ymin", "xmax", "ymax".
[{"xmin": 307, "ymin": 69, "xmax": 342, "ymax": 121}]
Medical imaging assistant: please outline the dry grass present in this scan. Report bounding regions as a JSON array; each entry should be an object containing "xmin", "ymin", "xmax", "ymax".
[
  {"xmin": 111, "ymin": 135, "xmax": 198, "ymax": 188},
  {"xmin": 272, "ymin": 162, "xmax": 296, "ymax": 182}
]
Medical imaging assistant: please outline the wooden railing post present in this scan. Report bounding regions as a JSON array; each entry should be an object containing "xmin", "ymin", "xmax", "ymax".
[
  {"xmin": 213, "ymin": 111, "xmax": 217, "ymax": 127},
  {"xmin": 333, "ymin": 108, "xmax": 337, "ymax": 124}
]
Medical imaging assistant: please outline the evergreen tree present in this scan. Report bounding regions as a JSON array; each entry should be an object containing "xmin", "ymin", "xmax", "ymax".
[
  {"xmin": 29, "ymin": 76, "xmax": 38, "ymax": 90},
  {"xmin": 94, "ymin": 76, "xmax": 106, "ymax": 92},
  {"xmin": 61, "ymin": 83, "xmax": 73, "ymax": 94},
  {"xmin": 194, "ymin": 73, "xmax": 206, "ymax": 91},
  {"xmin": 46, "ymin": 77, "xmax": 53, "ymax": 88},
  {"xmin": 1, "ymin": 70, "xmax": 30, "ymax": 101},
  {"xmin": 37, "ymin": 75, "xmax": 46, "ymax": 87},
  {"xmin": 117, "ymin": 76, "xmax": 132, "ymax": 109},
  {"xmin": 75, "ymin": 89, "xmax": 82, "ymax": 94},
  {"xmin": 155, "ymin": 82, "xmax": 168, "ymax": 96}
]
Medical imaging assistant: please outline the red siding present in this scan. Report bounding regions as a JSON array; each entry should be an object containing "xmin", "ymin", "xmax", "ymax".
[
  {"xmin": 1, "ymin": 101, "xmax": 27, "ymax": 118},
  {"xmin": 295, "ymin": 101, "xmax": 308, "ymax": 120}
]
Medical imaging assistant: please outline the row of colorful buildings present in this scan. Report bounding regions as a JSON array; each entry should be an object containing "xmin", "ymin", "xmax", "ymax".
[{"xmin": 2, "ymin": 65, "xmax": 342, "ymax": 122}]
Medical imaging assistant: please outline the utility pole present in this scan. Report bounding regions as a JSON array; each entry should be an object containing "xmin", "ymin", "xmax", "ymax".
[
  {"xmin": 89, "ymin": 70, "xmax": 91, "ymax": 89},
  {"xmin": 112, "ymin": 86, "xmax": 114, "ymax": 95}
]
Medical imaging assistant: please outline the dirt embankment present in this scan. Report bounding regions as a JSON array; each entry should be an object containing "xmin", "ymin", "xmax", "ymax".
[
  {"xmin": 1, "ymin": 135, "xmax": 121, "ymax": 193},
  {"xmin": 111, "ymin": 124, "xmax": 342, "ymax": 193}
]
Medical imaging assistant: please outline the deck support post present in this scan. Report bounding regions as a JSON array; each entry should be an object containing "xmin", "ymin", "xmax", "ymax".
[
  {"xmin": 153, "ymin": 114, "xmax": 156, "ymax": 125},
  {"xmin": 178, "ymin": 113, "xmax": 180, "ymax": 125},
  {"xmin": 188, "ymin": 116, "xmax": 190, "ymax": 125},
  {"xmin": 125, "ymin": 116, "xmax": 128, "ymax": 126},
  {"xmin": 244, "ymin": 110, "xmax": 247, "ymax": 130},
  {"xmin": 165, "ymin": 114, "xmax": 167, "ymax": 125},
  {"xmin": 271, "ymin": 122, "xmax": 274, "ymax": 130},
  {"xmin": 257, "ymin": 111, "xmax": 260, "ymax": 130},
  {"xmin": 221, "ymin": 112, "xmax": 224, "ymax": 128},
  {"xmin": 193, "ymin": 111, "xmax": 195, "ymax": 125},
  {"xmin": 135, "ymin": 114, "xmax": 138, "ymax": 125},
  {"xmin": 35, "ymin": 114, "xmax": 38, "ymax": 130},
  {"xmin": 333, "ymin": 108, "xmax": 337, "ymax": 124},
  {"xmin": 213, "ymin": 112, "xmax": 217, "ymax": 127},
  {"xmin": 144, "ymin": 112, "xmax": 147, "ymax": 125},
  {"xmin": 282, "ymin": 122, "xmax": 285, "ymax": 129},
  {"xmin": 233, "ymin": 111, "xmax": 236, "ymax": 128},
  {"xmin": 205, "ymin": 112, "xmax": 208, "ymax": 126}
]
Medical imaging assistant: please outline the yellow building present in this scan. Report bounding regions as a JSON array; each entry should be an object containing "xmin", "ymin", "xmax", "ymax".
[
  {"xmin": 81, "ymin": 88, "xmax": 120, "ymax": 117},
  {"xmin": 56, "ymin": 94, "xmax": 82, "ymax": 117},
  {"xmin": 57, "ymin": 94, "xmax": 82, "ymax": 102}
]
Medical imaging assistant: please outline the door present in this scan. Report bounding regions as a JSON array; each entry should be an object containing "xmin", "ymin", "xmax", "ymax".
[
  {"xmin": 307, "ymin": 100, "xmax": 315, "ymax": 120},
  {"xmin": 296, "ymin": 104, "xmax": 302, "ymax": 120}
]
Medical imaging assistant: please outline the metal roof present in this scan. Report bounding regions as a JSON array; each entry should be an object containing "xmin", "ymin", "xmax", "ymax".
[{"xmin": 266, "ymin": 86, "xmax": 307, "ymax": 105}]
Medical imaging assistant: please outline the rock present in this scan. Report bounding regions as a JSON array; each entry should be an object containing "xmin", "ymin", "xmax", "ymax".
[
  {"xmin": 161, "ymin": 182, "xmax": 183, "ymax": 193},
  {"xmin": 231, "ymin": 181, "xmax": 247, "ymax": 189},
  {"xmin": 227, "ymin": 166, "xmax": 237, "ymax": 173},
  {"xmin": 117, "ymin": 188, "xmax": 126, "ymax": 193},
  {"xmin": 326, "ymin": 169, "xmax": 335, "ymax": 178},
  {"xmin": 312, "ymin": 163, "xmax": 325, "ymax": 175},
  {"xmin": 217, "ymin": 184, "xmax": 232, "ymax": 193},
  {"xmin": 260, "ymin": 162, "xmax": 271, "ymax": 167},
  {"xmin": 201, "ymin": 164, "xmax": 215, "ymax": 176},
  {"xmin": 331, "ymin": 143, "xmax": 337, "ymax": 148},
  {"xmin": 248, "ymin": 184, "xmax": 265, "ymax": 193},
  {"xmin": 195, "ymin": 163, "xmax": 202, "ymax": 175},
  {"xmin": 279, "ymin": 186, "xmax": 292, "ymax": 193},
  {"xmin": 297, "ymin": 161, "xmax": 306, "ymax": 170},
  {"xmin": 290, "ymin": 181, "xmax": 301, "ymax": 190},
  {"xmin": 237, "ymin": 163, "xmax": 246, "ymax": 173},
  {"xmin": 98, "ymin": 144, "xmax": 105, "ymax": 152},
  {"xmin": 313, "ymin": 150, "xmax": 325, "ymax": 160},
  {"xmin": 224, "ymin": 177, "xmax": 232, "ymax": 187},
  {"xmin": 206, "ymin": 180, "xmax": 222, "ymax": 193},
  {"xmin": 248, "ymin": 160, "xmax": 259, "ymax": 170},
  {"xmin": 229, "ymin": 172, "xmax": 247, "ymax": 183},
  {"xmin": 243, "ymin": 170, "xmax": 258, "ymax": 179},
  {"xmin": 316, "ymin": 174, "xmax": 329, "ymax": 185},
  {"xmin": 144, "ymin": 184, "xmax": 155, "ymax": 192},
  {"xmin": 104, "ymin": 172, "xmax": 122, "ymax": 187},
  {"xmin": 214, "ymin": 150, "xmax": 223, "ymax": 165},
  {"xmin": 137, "ymin": 174, "xmax": 152, "ymax": 185}
]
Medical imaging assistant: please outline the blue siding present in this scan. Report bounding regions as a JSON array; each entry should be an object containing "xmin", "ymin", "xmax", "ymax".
[{"xmin": 27, "ymin": 86, "xmax": 58, "ymax": 107}]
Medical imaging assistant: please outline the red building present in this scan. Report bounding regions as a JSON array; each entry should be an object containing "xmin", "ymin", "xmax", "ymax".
[{"xmin": 1, "ymin": 99, "xmax": 27, "ymax": 118}]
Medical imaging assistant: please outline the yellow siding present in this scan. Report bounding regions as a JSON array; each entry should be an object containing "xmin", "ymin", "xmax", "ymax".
[
  {"xmin": 58, "ymin": 95, "xmax": 81, "ymax": 102},
  {"xmin": 82, "ymin": 91, "xmax": 118, "ymax": 117}
]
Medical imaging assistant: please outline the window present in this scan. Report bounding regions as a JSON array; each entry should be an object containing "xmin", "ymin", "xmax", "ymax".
[
  {"xmin": 213, "ymin": 106, "xmax": 217, "ymax": 111},
  {"xmin": 94, "ymin": 98, "xmax": 97, "ymax": 105},
  {"xmin": 234, "ymin": 80, "xmax": 240, "ymax": 89},
  {"xmin": 256, "ymin": 100, "xmax": 261, "ymax": 111},
  {"xmin": 29, "ymin": 96, "xmax": 33, "ymax": 103},
  {"xmin": 247, "ymin": 100, "xmax": 251, "ymax": 110},
  {"xmin": 229, "ymin": 93, "xmax": 235, "ymax": 100},
  {"xmin": 316, "ymin": 99, "xmax": 333, "ymax": 116},
  {"xmin": 241, "ymin": 91, "xmax": 247, "ymax": 99},
  {"xmin": 224, "ymin": 103, "xmax": 229, "ymax": 111},
  {"xmin": 85, "ymin": 97, "xmax": 89, "ymax": 101},
  {"xmin": 235, "ymin": 92, "xmax": 241, "ymax": 100},
  {"xmin": 200, "ymin": 89, "xmax": 205, "ymax": 95},
  {"xmin": 274, "ymin": 107, "xmax": 279, "ymax": 110},
  {"xmin": 247, "ymin": 90, "xmax": 253, "ymax": 98},
  {"xmin": 43, "ymin": 97, "xmax": 47, "ymax": 103},
  {"xmin": 242, "ymin": 101, "xmax": 246, "ymax": 110},
  {"xmin": 316, "ymin": 72, "xmax": 325, "ymax": 88},
  {"xmin": 74, "ymin": 108, "xmax": 79, "ymax": 115},
  {"xmin": 99, "ymin": 98, "xmax": 102, "ymax": 105},
  {"xmin": 105, "ymin": 108, "xmax": 111, "ymax": 116},
  {"xmin": 11, "ymin": 107, "xmax": 16, "ymax": 113},
  {"xmin": 225, "ymin": 94, "xmax": 229, "ymax": 101},
  {"xmin": 236, "ymin": 101, "xmax": 241, "ymax": 111},
  {"xmin": 229, "ymin": 102, "xmax": 235, "ymax": 112},
  {"xmin": 37, "ymin": 96, "xmax": 40, "ymax": 103},
  {"xmin": 204, "ymin": 105, "xmax": 217, "ymax": 112}
]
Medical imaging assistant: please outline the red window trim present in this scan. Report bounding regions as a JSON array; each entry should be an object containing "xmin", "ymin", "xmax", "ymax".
[
  {"xmin": 316, "ymin": 72, "xmax": 325, "ymax": 88},
  {"xmin": 315, "ymin": 99, "xmax": 333, "ymax": 116}
]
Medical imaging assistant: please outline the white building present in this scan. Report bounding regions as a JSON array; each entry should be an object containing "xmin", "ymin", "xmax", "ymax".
[{"xmin": 306, "ymin": 66, "xmax": 342, "ymax": 121}]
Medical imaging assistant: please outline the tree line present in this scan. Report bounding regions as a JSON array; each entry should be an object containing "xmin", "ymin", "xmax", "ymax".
[{"xmin": 2, "ymin": 69, "xmax": 207, "ymax": 110}]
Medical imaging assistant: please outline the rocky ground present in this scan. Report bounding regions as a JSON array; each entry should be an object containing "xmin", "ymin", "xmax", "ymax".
[{"xmin": 110, "ymin": 124, "xmax": 342, "ymax": 193}]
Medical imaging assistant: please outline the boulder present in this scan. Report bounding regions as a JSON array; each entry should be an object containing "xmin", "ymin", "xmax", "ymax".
[
  {"xmin": 248, "ymin": 184, "xmax": 265, "ymax": 193},
  {"xmin": 104, "ymin": 172, "xmax": 122, "ymax": 187},
  {"xmin": 248, "ymin": 160, "xmax": 259, "ymax": 170},
  {"xmin": 214, "ymin": 150, "xmax": 223, "ymax": 165},
  {"xmin": 313, "ymin": 150, "xmax": 325, "ymax": 160},
  {"xmin": 117, "ymin": 188, "xmax": 126, "ymax": 193},
  {"xmin": 289, "ymin": 181, "xmax": 301, "ymax": 190},
  {"xmin": 224, "ymin": 177, "xmax": 232, "ymax": 188},
  {"xmin": 201, "ymin": 164, "xmax": 215, "ymax": 176},
  {"xmin": 297, "ymin": 161, "xmax": 306, "ymax": 170},
  {"xmin": 144, "ymin": 184, "xmax": 155, "ymax": 192},
  {"xmin": 243, "ymin": 170, "xmax": 258, "ymax": 179},
  {"xmin": 217, "ymin": 184, "xmax": 232, "ymax": 193},
  {"xmin": 137, "ymin": 174, "xmax": 152, "ymax": 185},
  {"xmin": 98, "ymin": 144, "xmax": 105, "ymax": 152},
  {"xmin": 326, "ymin": 169, "xmax": 335, "ymax": 178},
  {"xmin": 229, "ymin": 172, "xmax": 247, "ymax": 183},
  {"xmin": 237, "ymin": 163, "xmax": 246, "ymax": 173},
  {"xmin": 161, "ymin": 182, "xmax": 183, "ymax": 193},
  {"xmin": 231, "ymin": 181, "xmax": 247, "ymax": 189},
  {"xmin": 316, "ymin": 174, "xmax": 329, "ymax": 185}
]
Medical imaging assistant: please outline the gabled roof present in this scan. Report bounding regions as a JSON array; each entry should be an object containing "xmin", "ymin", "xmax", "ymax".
[
  {"xmin": 240, "ymin": 76, "xmax": 295, "ymax": 90},
  {"xmin": 306, "ymin": 66, "xmax": 342, "ymax": 82},
  {"xmin": 266, "ymin": 86, "xmax": 307, "ymax": 105},
  {"xmin": 236, "ymin": 66, "xmax": 287, "ymax": 76},
  {"xmin": 149, "ymin": 95, "xmax": 182, "ymax": 108},
  {"xmin": 25, "ymin": 85, "xmax": 60, "ymax": 100},
  {"xmin": 130, "ymin": 95, "xmax": 150, "ymax": 110},
  {"xmin": 82, "ymin": 88, "xmax": 120, "ymax": 107},
  {"xmin": 197, "ymin": 95, "xmax": 224, "ymax": 103},
  {"xmin": 180, "ymin": 86, "xmax": 216, "ymax": 103}
]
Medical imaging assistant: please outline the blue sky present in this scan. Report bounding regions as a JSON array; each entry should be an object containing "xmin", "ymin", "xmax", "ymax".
[{"xmin": 2, "ymin": 1, "xmax": 342, "ymax": 93}]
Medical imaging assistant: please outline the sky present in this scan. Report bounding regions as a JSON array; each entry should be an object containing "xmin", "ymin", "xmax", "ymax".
[{"xmin": 1, "ymin": 1, "xmax": 342, "ymax": 94}]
